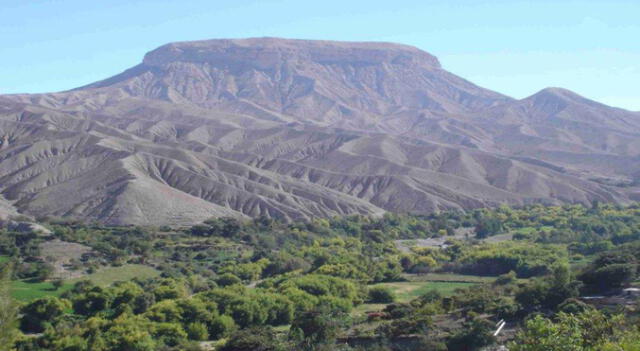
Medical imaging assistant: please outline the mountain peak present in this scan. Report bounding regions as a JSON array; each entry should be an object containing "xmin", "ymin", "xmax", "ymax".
[
  {"xmin": 534, "ymin": 87, "xmax": 583, "ymax": 99},
  {"xmin": 142, "ymin": 37, "xmax": 442, "ymax": 69},
  {"xmin": 526, "ymin": 87, "xmax": 607, "ymax": 109},
  {"xmin": 526, "ymin": 87, "xmax": 576, "ymax": 106},
  {"xmin": 1, "ymin": 38, "xmax": 638, "ymax": 225},
  {"xmin": 538, "ymin": 87, "xmax": 573, "ymax": 94}
]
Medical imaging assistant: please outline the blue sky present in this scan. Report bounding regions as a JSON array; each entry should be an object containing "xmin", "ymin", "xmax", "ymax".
[{"xmin": 1, "ymin": 0, "xmax": 638, "ymax": 110}]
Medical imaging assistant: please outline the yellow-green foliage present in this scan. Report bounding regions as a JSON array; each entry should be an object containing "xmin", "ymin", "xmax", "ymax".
[
  {"xmin": 510, "ymin": 310, "xmax": 639, "ymax": 351},
  {"xmin": 459, "ymin": 241, "xmax": 567, "ymax": 277}
]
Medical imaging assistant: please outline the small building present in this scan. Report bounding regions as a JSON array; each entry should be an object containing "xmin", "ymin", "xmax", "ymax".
[{"xmin": 623, "ymin": 288, "xmax": 640, "ymax": 298}]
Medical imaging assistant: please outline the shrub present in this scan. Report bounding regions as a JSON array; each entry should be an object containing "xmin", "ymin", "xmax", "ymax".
[
  {"xmin": 20, "ymin": 296, "xmax": 70, "ymax": 333},
  {"xmin": 186, "ymin": 322, "xmax": 209, "ymax": 341},
  {"xmin": 447, "ymin": 318, "xmax": 496, "ymax": 351},
  {"xmin": 219, "ymin": 327, "xmax": 284, "ymax": 351},
  {"xmin": 208, "ymin": 314, "xmax": 237, "ymax": 340},
  {"xmin": 580, "ymin": 263, "xmax": 637, "ymax": 292},
  {"xmin": 367, "ymin": 286, "xmax": 396, "ymax": 303},
  {"xmin": 217, "ymin": 273, "xmax": 242, "ymax": 287},
  {"xmin": 153, "ymin": 322, "xmax": 188, "ymax": 347},
  {"xmin": 52, "ymin": 279, "xmax": 65, "ymax": 290}
]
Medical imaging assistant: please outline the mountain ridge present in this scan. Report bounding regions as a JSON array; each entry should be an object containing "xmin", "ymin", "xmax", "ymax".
[{"xmin": 0, "ymin": 38, "xmax": 637, "ymax": 224}]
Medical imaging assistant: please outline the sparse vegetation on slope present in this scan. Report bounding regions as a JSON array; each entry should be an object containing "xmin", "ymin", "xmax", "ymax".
[{"xmin": 1, "ymin": 38, "xmax": 638, "ymax": 225}]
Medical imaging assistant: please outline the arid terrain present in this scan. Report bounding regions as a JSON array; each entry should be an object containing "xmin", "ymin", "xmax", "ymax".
[{"xmin": 1, "ymin": 38, "xmax": 639, "ymax": 224}]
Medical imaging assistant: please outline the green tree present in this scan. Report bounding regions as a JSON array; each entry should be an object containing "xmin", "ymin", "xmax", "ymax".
[
  {"xmin": 153, "ymin": 322, "xmax": 188, "ymax": 347},
  {"xmin": 72, "ymin": 286, "xmax": 112, "ymax": 316},
  {"xmin": 510, "ymin": 314, "xmax": 583, "ymax": 351},
  {"xmin": 367, "ymin": 286, "xmax": 396, "ymax": 303},
  {"xmin": 104, "ymin": 314, "xmax": 157, "ymax": 351},
  {"xmin": 516, "ymin": 264, "xmax": 580, "ymax": 311},
  {"xmin": 20, "ymin": 296, "xmax": 70, "ymax": 333},
  {"xmin": 446, "ymin": 317, "xmax": 496, "ymax": 351},
  {"xmin": 474, "ymin": 216, "xmax": 502, "ymax": 238},
  {"xmin": 289, "ymin": 308, "xmax": 345, "ymax": 351},
  {"xmin": 185, "ymin": 321, "xmax": 209, "ymax": 341},
  {"xmin": 217, "ymin": 273, "xmax": 242, "ymax": 287},
  {"xmin": 580, "ymin": 263, "xmax": 637, "ymax": 292},
  {"xmin": 208, "ymin": 314, "xmax": 237, "ymax": 340},
  {"xmin": 0, "ymin": 265, "xmax": 18, "ymax": 350},
  {"xmin": 52, "ymin": 279, "xmax": 65, "ymax": 290},
  {"xmin": 219, "ymin": 327, "xmax": 285, "ymax": 351},
  {"xmin": 510, "ymin": 310, "xmax": 627, "ymax": 351},
  {"xmin": 34, "ymin": 262, "xmax": 55, "ymax": 282}
]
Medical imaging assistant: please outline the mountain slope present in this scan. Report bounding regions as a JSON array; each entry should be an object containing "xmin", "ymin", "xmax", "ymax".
[{"xmin": 0, "ymin": 38, "xmax": 637, "ymax": 224}]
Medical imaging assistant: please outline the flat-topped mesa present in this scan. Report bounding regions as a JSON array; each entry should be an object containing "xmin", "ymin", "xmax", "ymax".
[
  {"xmin": 1, "ymin": 38, "xmax": 639, "ymax": 225},
  {"xmin": 142, "ymin": 37, "xmax": 442, "ymax": 70}
]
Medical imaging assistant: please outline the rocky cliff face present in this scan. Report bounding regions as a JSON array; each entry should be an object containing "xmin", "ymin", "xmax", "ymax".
[
  {"xmin": 0, "ymin": 38, "xmax": 637, "ymax": 225},
  {"xmin": 83, "ymin": 38, "xmax": 511, "ymax": 126}
]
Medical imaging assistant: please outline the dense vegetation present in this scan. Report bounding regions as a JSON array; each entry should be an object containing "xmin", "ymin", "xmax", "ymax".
[{"xmin": 1, "ymin": 202, "xmax": 639, "ymax": 350}]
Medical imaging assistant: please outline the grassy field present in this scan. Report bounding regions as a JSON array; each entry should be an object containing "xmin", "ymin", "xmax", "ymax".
[
  {"xmin": 371, "ymin": 281, "xmax": 475, "ymax": 303},
  {"xmin": 405, "ymin": 273, "xmax": 496, "ymax": 284},
  {"xmin": 10, "ymin": 264, "xmax": 159, "ymax": 302},
  {"xmin": 11, "ymin": 280, "xmax": 74, "ymax": 302},
  {"xmin": 0, "ymin": 255, "xmax": 10, "ymax": 264},
  {"xmin": 70, "ymin": 264, "xmax": 160, "ymax": 286},
  {"xmin": 352, "ymin": 278, "xmax": 478, "ymax": 316},
  {"xmin": 352, "ymin": 303, "xmax": 388, "ymax": 315}
]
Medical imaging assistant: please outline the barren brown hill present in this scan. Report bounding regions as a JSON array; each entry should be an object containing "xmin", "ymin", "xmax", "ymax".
[{"xmin": 0, "ymin": 38, "xmax": 637, "ymax": 224}]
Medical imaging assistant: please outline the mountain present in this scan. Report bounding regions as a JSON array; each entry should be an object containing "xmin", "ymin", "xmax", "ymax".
[{"xmin": 1, "ymin": 38, "xmax": 638, "ymax": 225}]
